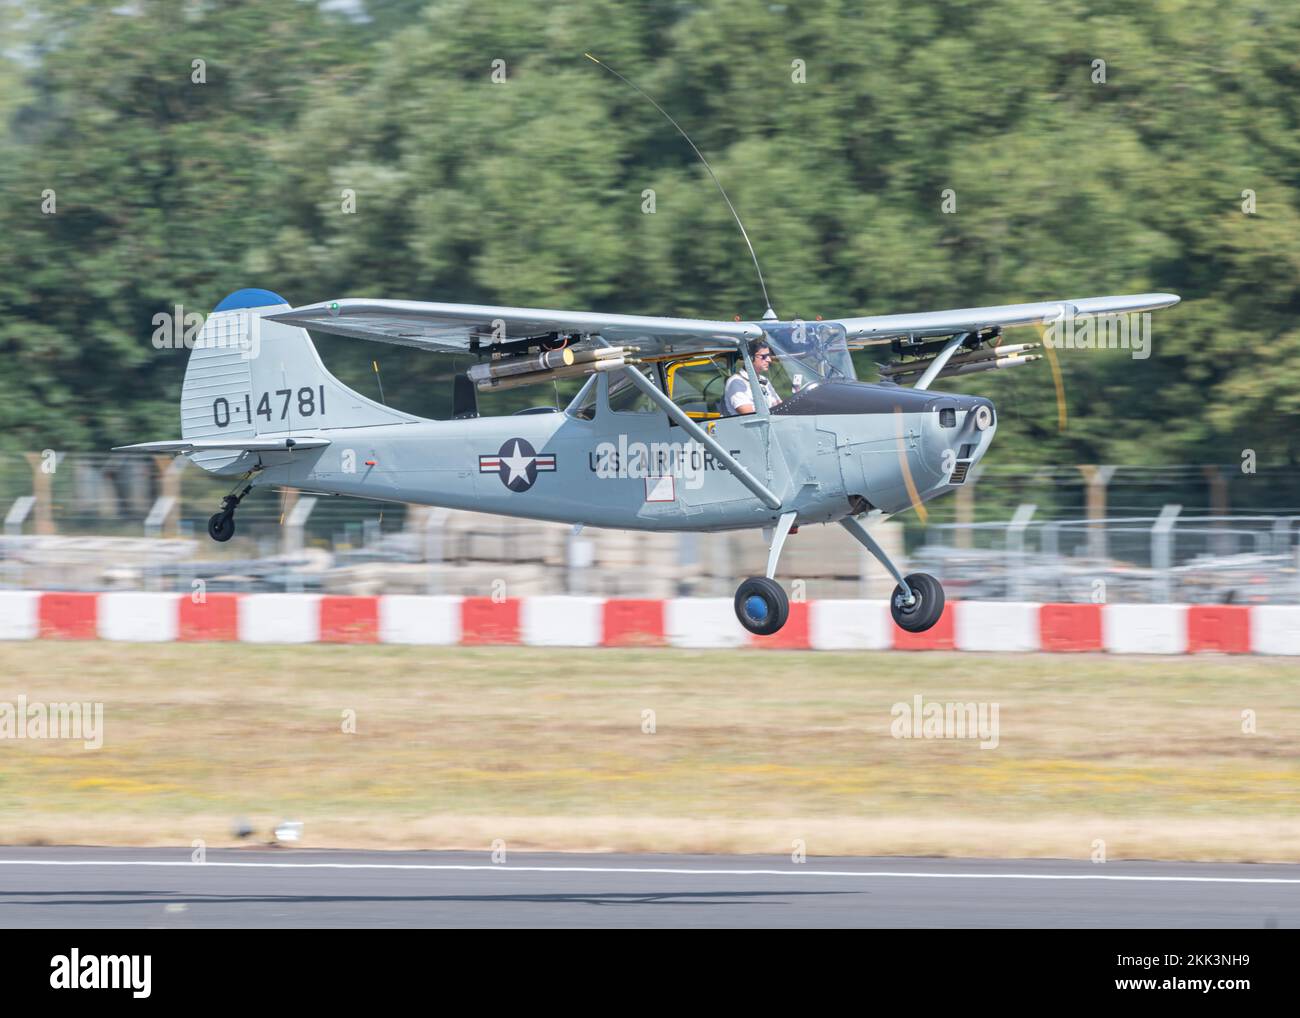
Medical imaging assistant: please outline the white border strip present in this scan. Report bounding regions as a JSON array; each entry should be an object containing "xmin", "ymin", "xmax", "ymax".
[{"xmin": 0, "ymin": 860, "xmax": 1296, "ymax": 884}]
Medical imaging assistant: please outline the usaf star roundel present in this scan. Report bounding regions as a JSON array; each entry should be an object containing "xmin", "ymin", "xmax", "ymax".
[{"xmin": 479, "ymin": 438, "xmax": 557, "ymax": 492}]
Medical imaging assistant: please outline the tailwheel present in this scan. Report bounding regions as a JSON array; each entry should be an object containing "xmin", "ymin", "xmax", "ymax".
[
  {"xmin": 207, "ymin": 511, "xmax": 235, "ymax": 542},
  {"xmin": 206, "ymin": 481, "xmax": 252, "ymax": 543},
  {"xmin": 734, "ymin": 576, "xmax": 790, "ymax": 636},
  {"xmin": 890, "ymin": 572, "xmax": 945, "ymax": 633}
]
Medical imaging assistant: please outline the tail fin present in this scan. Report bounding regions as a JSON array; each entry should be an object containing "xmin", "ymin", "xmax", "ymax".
[{"xmin": 180, "ymin": 289, "xmax": 414, "ymax": 472}]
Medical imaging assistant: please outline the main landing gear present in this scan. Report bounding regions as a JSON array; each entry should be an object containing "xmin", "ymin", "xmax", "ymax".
[
  {"xmin": 207, "ymin": 482, "xmax": 253, "ymax": 543},
  {"xmin": 731, "ymin": 512, "xmax": 946, "ymax": 636},
  {"xmin": 839, "ymin": 515, "xmax": 944, "ymax": 633},
  {"xmin": 734, "ymin": 576, "xmax": 789, "ymax": 636},
  {"xmin": 889, "ymin": 570, "xmax": 945, "ymax": 633},
  {"xmin": 734, "ymin": 512, "xmax": 796, "ymax": 636}
]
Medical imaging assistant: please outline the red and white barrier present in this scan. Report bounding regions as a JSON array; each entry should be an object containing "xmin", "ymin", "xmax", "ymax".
[
  {"xmin": 522, "ymin": 596, "xmax": 603, "ymax": 647},
  {"xmin": 1103, "ymin": 603, "xmax": 1187, "ymax": 655},
  {"xmin": 1252, "ymin": 605, "xmax": 1300, "ymax": 656},
  {"xmin": 98, "ymin": 592, "xmax": 180, "ymax": 642},
  {"xmin": 808, "ymin": 599, "xmax": 891, "ymax": 650},
  {"xmin": 1039, "ymin": 603, "xmax": 1103, "ymax": 652},
  {"xmin": 239, "ymin": 593, "xmax": 321, "ymax": 644},
  {"xmin": 0, "ymin": 591, "xmax": 39, "ymax": 641},
  {"xmin": 0, "ymin": 593, "xmax": 1296, "ymax": 653},
  {"xmin": 377, "ymin": 595, "xmax": 460, "ymax": 646},
  {"xmin": 665, "ymin": 598, "xmax": 749, "ymax": 649},
  {"xmin": 954, "ymin": 601, "xmax": 1041, "ymax": 653}
]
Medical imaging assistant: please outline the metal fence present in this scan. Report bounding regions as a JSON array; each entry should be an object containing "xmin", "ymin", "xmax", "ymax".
[{"xmin": 912, "ymin": 508, "xmax": 1300, "ymax": 604}]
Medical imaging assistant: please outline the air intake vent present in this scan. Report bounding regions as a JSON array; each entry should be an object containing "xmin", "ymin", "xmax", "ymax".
[
  {"xmin": 950, "ymin": 462, "xmax": 970, "ymax": 484},
  {"xmin": 938, "ymin": 407, "xmax": 956, "ymax": 427},
  {"xmin": 959, "ymin": 444, "xmax": 975, "ymax": 459}
]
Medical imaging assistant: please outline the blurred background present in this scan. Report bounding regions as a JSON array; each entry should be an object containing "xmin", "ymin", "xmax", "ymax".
[{"xmin": 2, "ymin": 0, "xmax": 1298, "ymax": 603}]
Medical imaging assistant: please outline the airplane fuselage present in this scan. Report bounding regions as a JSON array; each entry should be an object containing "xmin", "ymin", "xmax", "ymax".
[{"xmin": 242, "ymin": 383, "xmax": 996, "ymax": 532}]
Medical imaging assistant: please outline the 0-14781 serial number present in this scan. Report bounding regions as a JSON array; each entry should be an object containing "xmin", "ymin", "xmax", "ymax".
[{"xmin": 212, "ymin": 386, "xmax": 325, "ymax": 427}]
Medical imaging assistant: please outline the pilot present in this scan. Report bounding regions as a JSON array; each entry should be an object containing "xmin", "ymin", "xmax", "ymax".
[{"xmin": 723, "ymin": 338, "xmax": 783, "ymax": 416}]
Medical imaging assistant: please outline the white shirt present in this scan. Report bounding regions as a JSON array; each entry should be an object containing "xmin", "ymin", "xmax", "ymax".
[{"xmin": 723, "ymin": 371, "xmax": 782, "ymax": 415}]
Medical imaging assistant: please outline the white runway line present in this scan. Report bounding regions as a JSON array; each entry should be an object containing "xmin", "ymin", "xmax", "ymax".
[{"xmin": 0, "ymin": 860, "xmax": 1298, "ymax": 884}]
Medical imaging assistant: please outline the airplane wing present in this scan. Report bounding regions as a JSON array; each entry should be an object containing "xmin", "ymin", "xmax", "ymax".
[
  {"xmin": 113, "ymin": 436, "xmax": 330, "ymax": 453},
  {"xmin": 266, "ymin": 299, "xmax": 762, "ymax": 356},
  {"xmin": 830, "ymin": 293, "xmax": 1181, "ymax": 346}
]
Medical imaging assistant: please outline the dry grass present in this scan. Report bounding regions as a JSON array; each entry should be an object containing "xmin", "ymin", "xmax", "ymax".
[{"xmin": 0, "ymin": 643, "xmax": 1296, "ymax": 860}]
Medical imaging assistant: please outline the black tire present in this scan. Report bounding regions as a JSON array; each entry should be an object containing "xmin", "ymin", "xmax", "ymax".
[
  {"xmin": 890, "ymin": 572, "xmax": 944, "ymax": 633},
  {"xmin": 207, "ymin": 511, "xmax": 235, "ymax": 543},
  {"xmin": 734, "ymin": 576, "xmax": 790, "ymax": 636}
]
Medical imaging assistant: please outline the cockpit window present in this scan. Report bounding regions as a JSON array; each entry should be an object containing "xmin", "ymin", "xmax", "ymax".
[
  {"xmin": 564, "ymin": 367, "xmax": 663, "ymax": 418},
  {"xmin": 566, "ymin": 374, "xmax": 598, "ymax": 419},
  {"xmin": 666, "ymin": 356, "xmax": 730, "ymax": 417},
  {"xmin": 609, "ymin": 368, "xmax": 662, "ymax": 413},
  {"xmin": 760, "ymin": 321, "xmax": 855, "ymax": 392}
]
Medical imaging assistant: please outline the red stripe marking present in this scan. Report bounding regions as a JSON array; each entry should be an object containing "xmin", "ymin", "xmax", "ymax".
[
  {"xmin": 1039, "ymin": 603, "xmax": 1103, "ymax": 652},
  {"xmin": 38, "ymin": 592, "xmax": 98, "ymax": 640},
  {"xmin": 1187, "ymin": 604, "xmax": 1251, "ymax": 654},
  {"xmin": 178, "ymin": 593, "xmax": 241, "ymax": 641},
  {"xmin": 461, "ymin": 597, "xmax": 521, "ymax": 645},
  {"xmin": 320, "ymin": 596, "xmax": 380, "ymax": 644},
  {"xmin": 601, "ymin": 599, "xmax": 666, "ymax": 647},
  {"xmin": 750, "ymin": 601, "xmax": 811, "ymax": 649},
  {"xmin": 891, "ymin": 601, "xmax": 955, "ymax": 650}
]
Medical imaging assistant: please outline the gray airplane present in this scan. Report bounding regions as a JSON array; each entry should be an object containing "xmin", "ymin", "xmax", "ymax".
[{"xmin": 119, "ymin": 287, "xmax": 1179, "ymax": 636}]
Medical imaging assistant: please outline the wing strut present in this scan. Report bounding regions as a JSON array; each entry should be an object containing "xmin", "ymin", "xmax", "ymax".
[
  {"xmin": 912, "ymin": 332, "xmax": 970, "ymax": 390},
  {"xmin": 615, "ymin": 366, "xmax": 783, "ymax": 510}
]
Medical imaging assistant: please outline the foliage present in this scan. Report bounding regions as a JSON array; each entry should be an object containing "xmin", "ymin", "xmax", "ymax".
[{"xmin": 1, "ymin": 0, "xmax": 1297, "ymax": 503}]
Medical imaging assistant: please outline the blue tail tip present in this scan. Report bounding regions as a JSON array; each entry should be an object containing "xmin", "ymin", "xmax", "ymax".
[{"xmin": 214, "ymin": 288, "xmax": 288, "ymax": 312}]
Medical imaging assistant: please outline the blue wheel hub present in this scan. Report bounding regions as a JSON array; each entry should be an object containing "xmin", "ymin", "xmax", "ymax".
[{"xmin": 745, "ymin": 594, "xmax": 769, "ymax": 621}]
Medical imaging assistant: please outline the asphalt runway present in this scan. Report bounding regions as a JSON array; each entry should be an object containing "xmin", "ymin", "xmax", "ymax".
[{"xmin": 0, "ymin": 847, "xmax": 1296, "ymax": 928}]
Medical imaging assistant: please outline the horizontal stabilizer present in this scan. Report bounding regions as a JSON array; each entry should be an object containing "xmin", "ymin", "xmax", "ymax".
[{"xmin": 114, "ymin": 436, "xmax": 330, "ymax": 454}]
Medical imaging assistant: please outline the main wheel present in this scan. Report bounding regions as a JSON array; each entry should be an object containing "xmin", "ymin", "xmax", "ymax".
[
  {"xmin": 734, "ymin": 576, "xmax": 790, "ymax": 636},
  {"xmin": 207, "ymin": 511, "xmax": 235, "ymax": 542},
  {"xmin": 890, "ymin": 572, "xmax": 944, "ymax": 633}
]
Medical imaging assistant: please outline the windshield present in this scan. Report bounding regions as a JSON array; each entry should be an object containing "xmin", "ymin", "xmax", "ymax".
[{"xmin": 760, "ymin": 320, "xmax": 855, "ymax": 390}]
